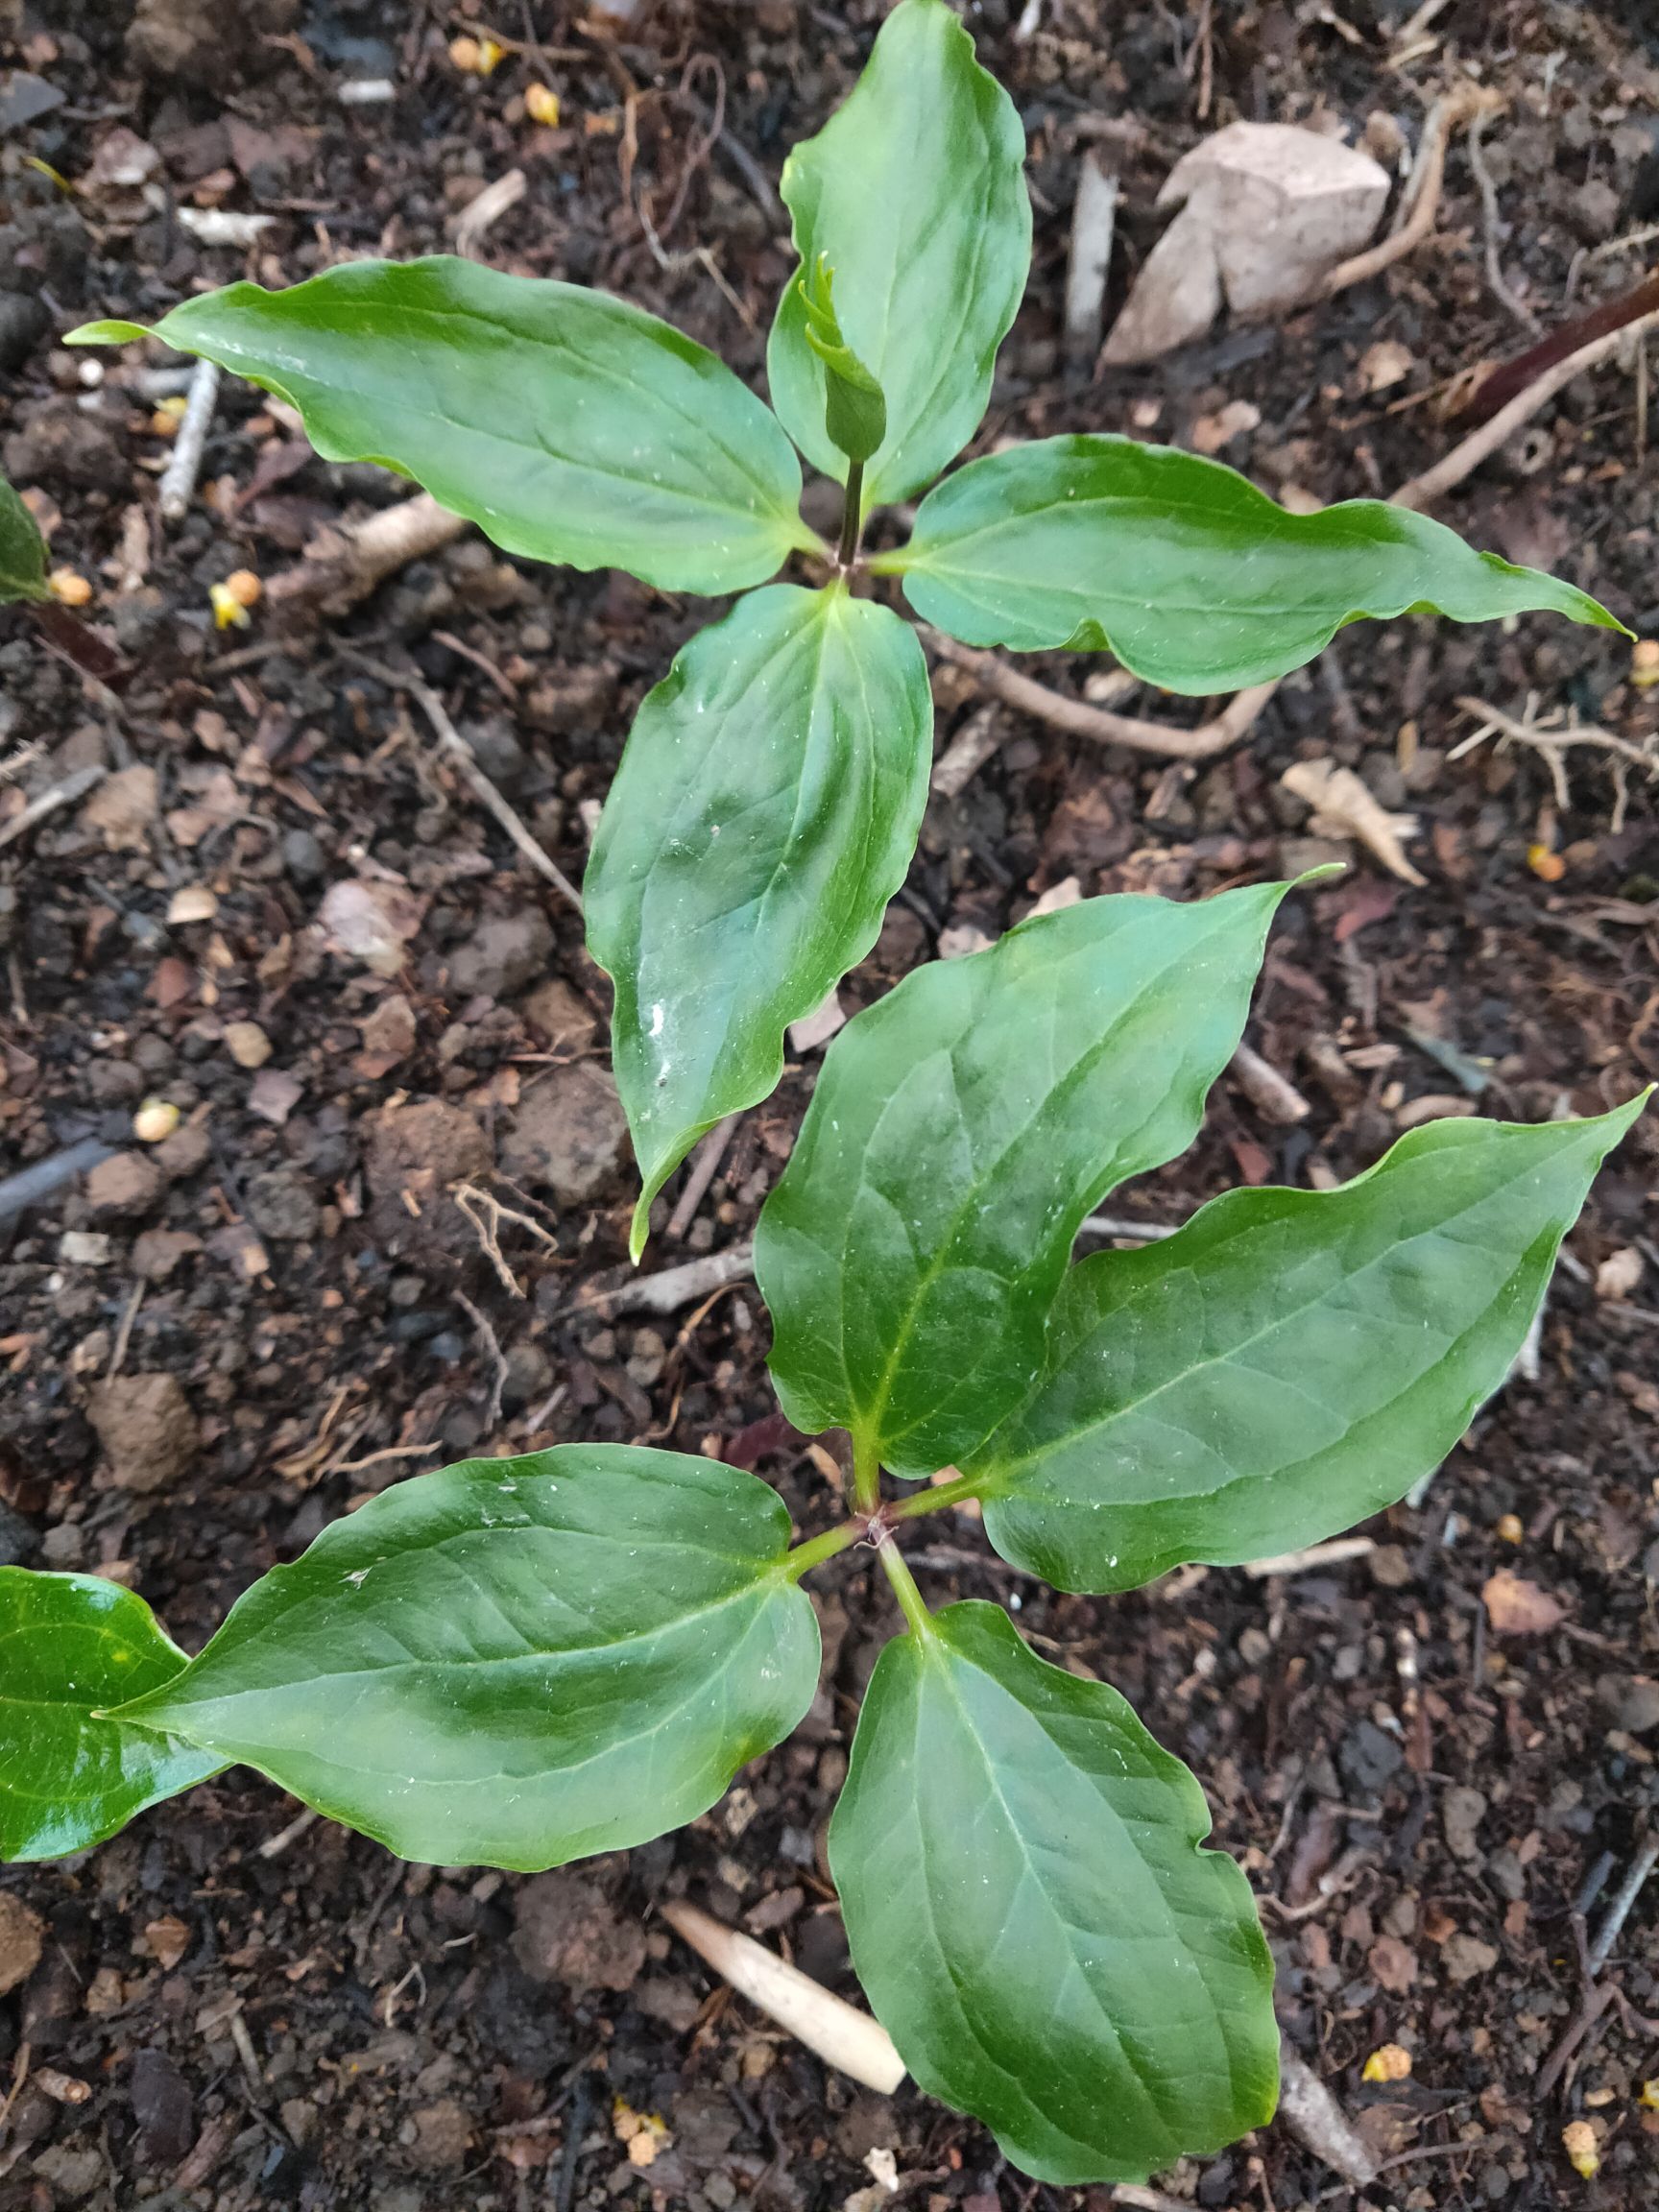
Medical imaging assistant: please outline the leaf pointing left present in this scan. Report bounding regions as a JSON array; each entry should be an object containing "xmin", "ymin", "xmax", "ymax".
[
  {"xmin": 0, "ymin": 1570, "xmax": 223, "ymax": 1863},
  {"xmin": 69, "ymin": 257, "xmax": 813, "ymax": 595},
  {"xmin": 117, "ymin": 1448, "xmax": 821, "ymax": 1872}
]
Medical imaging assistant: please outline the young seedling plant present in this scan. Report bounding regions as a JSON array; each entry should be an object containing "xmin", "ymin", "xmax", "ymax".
[{"xmin": 3, "ymin": 0, "xmax": 1642, "ymax": 2184}]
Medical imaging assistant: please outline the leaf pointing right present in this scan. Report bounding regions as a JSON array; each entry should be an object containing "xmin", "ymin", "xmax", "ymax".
[{"xmin": 970, "ymin": 1100, "xmax": 1647, "ymax": 1594}]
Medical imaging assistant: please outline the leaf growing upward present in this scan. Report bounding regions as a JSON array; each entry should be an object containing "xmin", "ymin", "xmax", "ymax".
[{"xmin": 798, "ymin": 254, "xmax": 887, "ymax": 468}]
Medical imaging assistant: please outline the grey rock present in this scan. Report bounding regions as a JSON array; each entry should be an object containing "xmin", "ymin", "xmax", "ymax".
[
  {"xmin": 1599, "ymin": 1672, "xmax": 1659, "ymax": 1735},
  {"xmin": 0, "ymin": 291, "xmax": 47, "ymax": 374},
  {"xmin": 0, "ymin": 1500, "xmax": 38, "ymax": 1567},
  {"xmin": 447, "ymin": 909, "xmax": 553, "ymax": 1001},
  {"xmin": 499, "ymin": 1062, "xmax": 628, "ymax": 1205},
  {"xmin": 1442, "ymin": 1784, "xmax": 1488, "ymax": 1863},
  {"xmin": 244, "ymin": 1166, "xmax": 320, "ymax": 1243},
  {"xmin": 281, "ymin": 828, "xmax": 326, "ymax": 884},
  {"xmin": 1338, "ymin": 1719, "xmax": 1403, "ymax": 1796}
]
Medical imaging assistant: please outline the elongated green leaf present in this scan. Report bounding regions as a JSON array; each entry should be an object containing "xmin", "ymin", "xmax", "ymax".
[
  {"xmin": 889, "ymin": 435, "xmax": 1623, "ymax": 691},
  {"xmin": 756, "ymin": 885, "xmax": 1292, "ymax": 1479},
  {"xmin": 587, "ymin": 585, "xmax": 931, "ymax": 1259},
  {"xmin": 0, "ymin": 1570, "xmax": 222, "ymax": 1862},
  {"xmin": 832, "ymin": 1601, "xmax": 1276, "ymax": 2185},
  {"xmin": 0, "ymin": 470, "xmax": 50, "ymax": 606},
  {"xmin": 68, "ymin": 258, "xmax": 811, "ymax": 595},
  {"xmin": 974, "ymin": 1101, "xmax": 1647, "ymax": 1593},
  {"xmin": 798, "ymin": 255, "xmax": 887, "ymax": 467},
  {"xmin": 116, "ymin": 1449, "xmax": 817, "ymax": 1872},
  {"xmin": 767, "ymin": 0, "xmax": 1030, "ymax": 506}
]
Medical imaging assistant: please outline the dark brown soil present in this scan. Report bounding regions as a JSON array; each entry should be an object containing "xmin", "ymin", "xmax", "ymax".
[{"xmin": 5, "ymin": 3, "xmax": 1659, "ymax": 2208}]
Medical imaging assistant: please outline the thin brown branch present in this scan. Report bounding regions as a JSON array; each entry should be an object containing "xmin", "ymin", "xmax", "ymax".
[
  {"xmin": 345, "ymin": 652, "xmax": 583, "ymax": 915},
  {"xmin": 1321, "ymin": 86, "xmax": 1495, "ymax": 297}
]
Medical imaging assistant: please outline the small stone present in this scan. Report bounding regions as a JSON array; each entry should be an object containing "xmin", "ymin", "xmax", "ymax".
[
  {"xmin": 82, "ymin": 764, "xmax": 159, "ymax": 852},
  {"xmin": 0, "ymin": 1500, "xmax": 39, "ymax": 1567},
  {"xmin": 155, "ymin": 1122, "xmax": 211, "ymax": 1179},
  {"xmin": 281, "ymin": 828, "xmax": 326, "ymax": 883},
  {"xmin": 84, "ymin": 1150, "xmax": 164, "ymax": 1219},
  {"xmin": 132, "ymin": 1098, "xmax": 181, "ymax": 1144},
  {"xmin": 244, "ymin": 1167, "xmax": 320, "ymax": 1243},
  {"xmin": 39, "ymin": 1524, "xmax": 85, "ymax": 1569},
  {"xmin": 501, "ymin": 1340, "xmax": 554, "ymax": 1410},
  {"xmin": 447, "ymin": 908, "xmax": 554, "ymax": 1001},
  {"xmin": 627, "ymin": 1327, "xmax": 667, "ymax": 1389},
  {"xmin": 1338, "ymin": 1718, "xmax": 1403, "ymax": 1796},
  {"xmin": 1599, "ymin": 1674, "xmax": 1659, "ymax": 1734},
  {"xmin": 59, "ymin": 1230, "xmax": 114, "ymax": 1266},
  {"xmin": 365, "ymin": 1098, "xmax": 493, "ymax": 1202},
  {"xmin": 0, "ymin": 1892, "xmax": 44, "ymax": 1996},
  {"xmin": 1441, "ymin": 1932, "xmax": 1500, "ymax": 1983},
  {"xmin": 500, "ymin": 1062, "xmax": 628, "ymax": 1205},
  {"xmin": 32, "ymin": 2145, "xmax": 103, "ymax": 2200},
  {"xmin": 1442, "ymin": 1785, "xmax": 1488, "ymax": 1863},
  {"xmin": 131, "ymin": 1229, "xmax": 202, "ymax": 1283},
  {"xmin": 512, "ymin": 1868, "xmax": 646, "ymax": 1994},
  {"xmin": 357, "ymin": 993, "xmax": 419, "ymax": 1076},
  {"xmin": 224, "ymin": 1021, "xmax": 273, "ymax": 1070},
  {"xmin": 87, "ymin": 1373, "xmax": 199, "ymax": 1494},
  {"xmin": 519, "ymin": 976, "xmax": 597, "ymax": 1053},
  {"xmin": 405, "ymin": 2100, "xmax": 472, "ymax": 2172}
]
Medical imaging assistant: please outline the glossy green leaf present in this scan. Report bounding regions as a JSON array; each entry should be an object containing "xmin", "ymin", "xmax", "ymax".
[
  {"xmin": 117, "ymin": 1448, "xmax": 819, "ymax": 1872},
  {"xmin": 756, "ymin": 884, "xmax": 1292, "ymax": 1478},
  {"xmin": 831, "ymin": 1601, "xmax": 1277, "ymax": 2184},
  {"xmin": 587, "ymin": 585, "xmax": 931, "ymax": 1259},
  {"xmin": 974, "ymin": 1101, "xmax": 1647, "ymax": 1593},
  {"xmin": 767, "ymin": 0, "xmax": 1030, "ymax": 506},
  {"xmin": 0, "ymin": 469, "xmax": 50, "ymax": 605},
  {"xmin": 68, "ymin": 257, "xmax": 812, "ymax": 595},
  {"xmin": 0, "ymin": 1570, "xmax": 222, "ymax": 1863},
  {"xmin": 889, "ymin": 435, "xmax": 1623, "ymax": 691}
]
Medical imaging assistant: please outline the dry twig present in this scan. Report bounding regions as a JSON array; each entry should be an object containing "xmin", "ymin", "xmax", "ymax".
[
  {"xmin": 157, "ymin": 358, "xmax": 222, "ymax": 523},
  {"xmin": 268, "ymin": 492, "xmax": 470, "ymax": 620},
  {"xmin": 1466, "ymin": 107, "xmax": 1541, "ymax": 334},
  {"xmin": 347, "ymin": 652, "xmax": 583, "ymax": 915},
  {"xmin": 0, "ymin": 762, "xmax": 106, "ymax": 853},
  {"xmin": 1452, "ymin": 693, "xmax": 1659, "ymax": 823},
  {"xmin": 1322, "ymin": 86, "xmax": 1495, "ymax": 297}
]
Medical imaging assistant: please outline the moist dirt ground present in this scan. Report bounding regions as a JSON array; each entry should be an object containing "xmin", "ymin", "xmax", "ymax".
[{"xmin": 4, "ymin": 2, "xmax": 1659, "ymax": 2207}]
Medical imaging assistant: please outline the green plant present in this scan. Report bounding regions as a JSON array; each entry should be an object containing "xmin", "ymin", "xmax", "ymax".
[
  {"xmin": 2, "ymin": 876, "xmax": 1646, "ymax": 2179},
  {"xmin": 65, "ymin": 0, "xmax": 1618, "ymax": 1258}
]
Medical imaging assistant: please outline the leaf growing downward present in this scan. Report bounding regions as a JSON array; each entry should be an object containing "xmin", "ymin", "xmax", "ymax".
[
  {"xmin": 118, "ymin": 1449, "xmax": 819, "ymax": 1872},
  {"xmin": 69, "ymin": 258, "xmax": 811, "ymax": 595},
  {"xmin": 0, "ymin": 470, "xmax": 50, "ymax": 606},
  {"xmin": 973, "ymin": 1100, "xmax": 1647, "ymax": 1593},
  {"xmin": 767, "ymin": 0, "xmax": 1031, "ymax": 505},
  {"xmin": 831, "ymin": 1602, "xmax": 1277, "ymax": 2184},
  {"xmin": 587, "ymin": 586, "xmax": 931, "ymax": 1257},
  {"xmin": 891, "ymin": 436, "xmax": 1623, "ymax": 692},
  {"xmin": 0, "ymin": 1570, "xmax": 222, "ymax": 1863},
  {"xmin": 757, "ymin": 885, "xmax": 1292, "ymax": 1478}
]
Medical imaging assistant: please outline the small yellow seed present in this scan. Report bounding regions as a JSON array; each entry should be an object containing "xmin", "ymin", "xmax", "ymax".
[
  {"xmin": 475, "ymin": 36, "xmax": 504, "ymax": 72},
  {"xmin": 1562, "ymin": 2120, "xmax": 1599, "ymax": 2178},
  {"xmin": 223, "ymin": 568, "xmax": 262, "ymax": 610},
  {"xmin": 1496, "ymin": 1512, "xmax": 1524, "ymax": 1545},
  {"xmin": 449, "ymin": 34, "xmax": 481, "ymax": 69},
  {"xmin": 132, "ymin": 1098, "xmax": 181, "ymax": 1144},
  {"xmin": 1631, "ymin": 638, "xmax": 1659, "ymax": 688},
  {"xmin": 1641, "ymin": 2079, "xmax": 1659, "ymax": 2109},
  {"xmin": 1527, "ymin": 842, "xmax": 1566, "ymax": 883},
  {"xmin": 1361, "ymin": 2043, "xmax": 1412, "ymax": 2084},
  {"xmin": 150, "ymin": 394, "xmax": 189, "ymax": 438},
  {"xmin": 48, "ymin": 566, "xmax": 92, "ymax": 608},
  {"xmin": 524, "ymin": 83, "xmax": 561, "ymax": 126},
  {"xmin": 208, "ymin": 580, "xmax": 251, "ymax": 631}
]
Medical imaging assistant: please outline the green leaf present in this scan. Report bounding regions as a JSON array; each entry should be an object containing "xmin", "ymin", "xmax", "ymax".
[
  {"xmin": 116, "ymin": 1448, "xmax": 819, "ymax": 1872},
  {"xmin": 0, "ymin": 1570, "xmax": 222, "ymax": 1863},
  {"xmin": 889, "ymin": 435, "xmax": 1624, "ymax": 691},
  {"xmin": 0, "ymin": 469, "xmax": 50, "ymax": 605},
  {"xmin": 973, "ymin": 1100, "xmax": 1647, "ymax": 1593},
  {"xmin": 587, "ymin": 585, "xmax": 931, "ymax": 1260},
  {"xmin": 68, "ymin": 257, "xmax": 812, "ymax": 595},
  {"xmin": 767, "ymin": 0, "xmax": 1030, "ymax": 507},
  {"xmin": 798, "ymin": 255, "xmax": 887, "ymax": 467},
  {"xmin": 831, "ymin": 1600, "xmax": 1277, "ymax": 2185},
  {"xmin": 756, "ymin": 884, "xmax": 1292, "ymax": 1479}
]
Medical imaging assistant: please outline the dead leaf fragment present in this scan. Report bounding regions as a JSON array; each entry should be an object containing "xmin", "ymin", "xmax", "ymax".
[
  {"xmin": 1191, "ymin": 398, "xmax": 1262, "ymax": 455},
  {"xmin": 1282, "ymin": 759, "xmax": 1426, "ymax": 885},
  {"xmin": 1105, "ymin": 123, "xmax": 1388, "ymax": 364},
  {"xmin": 318, "ymin": 878, "xmax": 423, "ymax": 976},
  {"xmin": 1482, "ymin": 1568, "xmax": 1566, "ymax": 1635},
  {"xmin": 1597, "ymin": 1245, "xmax": 1644, "ymax": 1301},
  {"xmin": 1358, "ymin": 339, "xmax": 1414, "ymax": 393},
  {"xmin": 166, "ymin": 883, "xmax": 218, "ymax": 926},
  {"xmin": 82, "ymin": 763, "xmax": 158, "ymax": 852}
]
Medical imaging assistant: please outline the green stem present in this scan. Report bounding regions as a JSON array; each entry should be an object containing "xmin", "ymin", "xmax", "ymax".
[
  {"xmin": 852, "ymin": 1429, "xmax": 881, "ymax": 1515},
  {"xmin": 878, "ymin": 1539, "xmax": 933, "ymax": 1639},
  {"xmin": 837, "ymin": 460, "xmax": 865, "ymax": 569},
  {"xmin": 863, "ymin": 546, "xmax": 910, "ymax": 576},
  {"xmin": 889, "ymin": 1471, "xmax": 987, "ymax": 1522},
  {"xmin": 783, "ymin": 1521, "xmax": 861, "ymax": 1581}
]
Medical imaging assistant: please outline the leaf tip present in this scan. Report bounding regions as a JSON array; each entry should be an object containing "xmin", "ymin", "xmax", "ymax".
[{"xmin": 63, "ymin": 319, "xmax": 152, "ymax": 347}]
